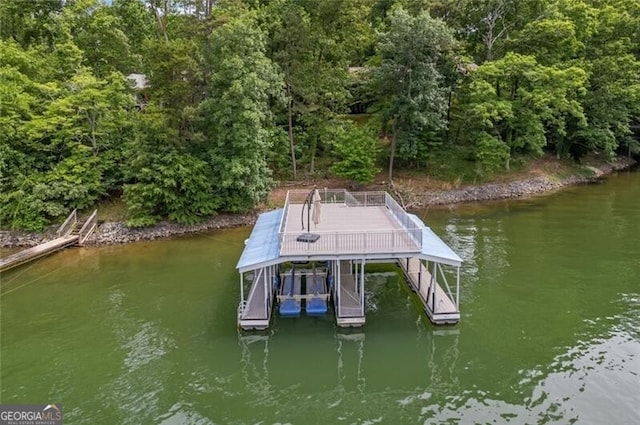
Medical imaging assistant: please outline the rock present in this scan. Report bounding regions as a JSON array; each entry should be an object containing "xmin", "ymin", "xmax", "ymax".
[{"xmin": 1, "ymin": 157, "xmax": 636, "ymax": 248}]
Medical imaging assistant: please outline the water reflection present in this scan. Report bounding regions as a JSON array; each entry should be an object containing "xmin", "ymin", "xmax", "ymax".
[
  {"xmin": 236, "ymin": 326, "xmax": 462, "ymax": 423},
  {"xmin": 413, "ymin": 294, "xmax": 640, "ymax": 424},
  {"xmin": 103, "ymin": 288, "xmax": 177, "ymax": 425},
  {"xmin": 416, "ymin": 330, "xmax": 639, "ymax": 424}
]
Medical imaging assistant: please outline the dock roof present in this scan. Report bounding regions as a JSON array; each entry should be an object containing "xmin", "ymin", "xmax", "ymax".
[
  {"xmin": 408, "ymin": 214, "xmax": 463, "ymax": 267},
  {"xmin": 236, "ymin": 209, "xmax": 283, "ymax": 272}
]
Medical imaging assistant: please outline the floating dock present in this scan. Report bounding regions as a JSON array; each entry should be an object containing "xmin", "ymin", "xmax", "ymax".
[{"xmin": 236, "ymin": 189, "xmax": 462, "ymax": 330}]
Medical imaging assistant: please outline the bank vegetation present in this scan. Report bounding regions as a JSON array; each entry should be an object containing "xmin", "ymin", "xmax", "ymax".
[{"xmin": 1, "ymin": 0, "xmax": 639, "ymax": 231}]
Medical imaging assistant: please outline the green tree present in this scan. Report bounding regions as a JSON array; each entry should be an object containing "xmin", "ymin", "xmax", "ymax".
[
  {"xmin": 123, "ymin": 109, "xmax": 217, "ymax": 227},
  {"xmin": 0, "ymin": 28, "xmax": 134, "ymax": 230},
  {"xmin": 370, "ymin": 8, "xmax": 455, "ymax": 181},
  {"xmin": 199, "ymin": 11, "xmax": 283, "ymax": 212},
  {"xmin": 464, "ymin": 52, "xmax": 587, "ymax": 170},
  {"xmin": 74, "ymin": 5, "xmax": 136, "ymax": 76},
  {"xmin": 265, "ymin": 0, "xmax": 373, "ymax": 179},
  {"xmin": 329, "ymin": 121, "xmax": 381, "ymax": 184}
]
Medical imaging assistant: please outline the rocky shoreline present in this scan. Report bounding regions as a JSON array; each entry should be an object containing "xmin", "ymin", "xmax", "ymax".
[
  {"xmin": 1, "ymin": 157, "xmax": 636, "ymax": 249},
  {"xmin": 401, "ymin": 156, "xmax": 637, "ymax": 208}
]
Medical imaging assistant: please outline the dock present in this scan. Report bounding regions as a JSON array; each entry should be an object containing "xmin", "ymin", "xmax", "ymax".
[
  {"xmin": 236, "ymin": 189, "xmax": 462, "ymax": 330},
  {"xmin": 0, "ymin": 209, "xmax": 98, "ymax": 273}
]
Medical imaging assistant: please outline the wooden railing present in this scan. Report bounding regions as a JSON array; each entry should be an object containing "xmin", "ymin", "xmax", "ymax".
[
  {"xmin": 56, "ymin": 209, "xmax": 77, "ymax": 237},
  {"xmin": 78, "ymin": 209, "xmax": 98, "ymax": 245}
]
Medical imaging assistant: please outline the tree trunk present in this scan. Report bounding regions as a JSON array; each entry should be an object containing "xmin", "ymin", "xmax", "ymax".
[
  {"xmin": 388, "ymin": 120, "xmax": 397, "ymax": 182},
  {"xmin": 505, "ymin": 129, "xmax": 513, "ymax": 171},
  {"xmin": 153, "ymin": 3, "xmax": 169, "ymax": 43},
  {"xmin": 310, "ymin": 133, "xmax": 317, "ymax": 174},
  {"xmin": 287, "ymin": 83, "xmax": 297, "ymax": 180}
]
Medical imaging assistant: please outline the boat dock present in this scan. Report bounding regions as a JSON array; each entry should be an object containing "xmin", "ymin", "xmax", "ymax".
[
  {"xmin": 236, "ymin": 189, "xmax": 462, "ymax": 330},
  {"xmin": 0, "ymin": 209, "xmax": 98, "ymax": 273}
]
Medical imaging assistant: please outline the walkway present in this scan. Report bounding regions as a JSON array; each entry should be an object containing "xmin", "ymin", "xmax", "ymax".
[
  {"xmin": 0, "ymin": 209, "xmax": 98, "ymax": 273},
  {"xmin": 0, "ymin": 235, "xmax": 79, "ymax": 272}
]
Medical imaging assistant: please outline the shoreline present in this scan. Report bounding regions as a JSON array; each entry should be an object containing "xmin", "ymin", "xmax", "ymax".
[
  {"xmin": 399, "ymin": 156, "xmax": 637, "ymax": 208},
  {"xmin": 1, "ymin": 156, "xmax": 636, "ymax": 249}
]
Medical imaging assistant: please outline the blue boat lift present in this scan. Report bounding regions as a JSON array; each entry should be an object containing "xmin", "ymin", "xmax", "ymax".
[{"xmin": 235, "ymin": 189, "xmax": 463, "ymax": 330}]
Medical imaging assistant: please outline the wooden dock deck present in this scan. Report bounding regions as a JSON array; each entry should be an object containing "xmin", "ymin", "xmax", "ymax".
[
  {"xmin": 243, "ymin": 267, "xmax": 274, "ymax": 319},
  {"xmin": 0, "ymin": 235, "xmax": 79, "ymax": 272},
  {"xmin": 335, "ymin": 260, "xmax": 365, "ymax": 327}
]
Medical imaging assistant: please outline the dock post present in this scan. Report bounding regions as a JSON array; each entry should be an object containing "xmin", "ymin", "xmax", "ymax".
[{"xmin": 240, "ymin": 274, "xmax": 245, "ymax": 310}]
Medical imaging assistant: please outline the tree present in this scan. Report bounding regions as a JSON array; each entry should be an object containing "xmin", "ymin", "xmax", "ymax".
[
  {"xmin": 329, "ymin": 121, "xmax": 381, "ymax": 184},
  {"xmin": 123, "ymin": 108, "xmax": 217, "ymax": 227},
  {"xmin": 0, "ymin": 0, "xmax": 63, "ymax": 47},
  {"xmin": 0, "ymin": 33, "xmax": 135, "ymax": 230},
  {"xmin": 199, "ymin": 11, "xmax": 283, "ymax": 212},
  {"xmin": 265, "ymin": 0, "xmax": 373, "ymax": 179},
  {"xmin": 464, "ymin": 52, "xmax": 587, "ymax": 170},
  {"xmin": 74, "ymin": 5, "xmax": 136, "ymax": 77},
  {"xmin": 370, "ymin": 8, "xmax": 455, "ymax": 182}
]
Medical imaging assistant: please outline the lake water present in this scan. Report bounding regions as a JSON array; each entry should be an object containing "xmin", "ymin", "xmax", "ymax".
[{"xmin": 1, "ymin": 171, "xmax": 639, "ymax": 424}]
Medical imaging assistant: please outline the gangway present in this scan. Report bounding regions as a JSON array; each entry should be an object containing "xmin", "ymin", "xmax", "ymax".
[{"xmin": 0, "ymin": 209, "xmax": 98, "ymax": 272}]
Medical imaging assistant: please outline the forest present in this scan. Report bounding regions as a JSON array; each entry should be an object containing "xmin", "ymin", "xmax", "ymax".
[{"xmin": 1, "ymin": 0, "xmax": 638, "ymax": 230}]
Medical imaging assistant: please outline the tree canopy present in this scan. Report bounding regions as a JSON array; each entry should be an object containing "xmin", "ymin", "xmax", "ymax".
[{"xmin": 0, "ymin": 0, "xmax": 638, "ymax": 230}]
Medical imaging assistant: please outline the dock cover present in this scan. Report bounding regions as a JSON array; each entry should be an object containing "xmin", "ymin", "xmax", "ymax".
[
  {"xmin": 236, "ymin": 209, "xmax": 283, "ymax": 272},
  {"xmin": 408, "ymin": 214, "xmax": 463, "ymax": 267}
]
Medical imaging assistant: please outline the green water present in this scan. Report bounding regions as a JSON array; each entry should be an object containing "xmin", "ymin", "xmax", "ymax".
[{"xmin": 1, "ymin": 172, "xmax": 639, "ymax": 425}]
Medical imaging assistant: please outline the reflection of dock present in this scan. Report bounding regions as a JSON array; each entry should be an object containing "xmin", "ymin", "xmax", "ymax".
[
  {"xmin": 336, "ymin": 331, "xmax": 366, "ymax": 393},
  {"xmin": 236, "ymin": 189, "xmax": 462, "ymax": 330},
  {"xmin": 0, "ymin": 209, "xmax": 97, "ymax": 272},
  {"xmin": 237, "ymin": 327, "xmax": 461, "ymax": 398}
]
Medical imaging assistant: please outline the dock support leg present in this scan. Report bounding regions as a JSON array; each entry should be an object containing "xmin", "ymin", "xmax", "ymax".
[
  {"xmin": 360, "ymin": 259, "xmax": 365, "ymax": 316},
  {"xmin": 337, "ymin": 261, "xmax": 341, "ymax": 317}
]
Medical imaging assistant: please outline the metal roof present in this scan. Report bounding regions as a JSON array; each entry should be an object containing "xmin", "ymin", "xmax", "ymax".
[
  {"xmin": 236, "ymin": 209, "xmax": 283, "ymax": 272},
  {"xmin": 407, "ymin": 214, "xmax": 463, "ymax": 267}
]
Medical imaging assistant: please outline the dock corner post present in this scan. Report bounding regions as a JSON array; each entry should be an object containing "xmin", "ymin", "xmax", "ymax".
[
  {"xmin": 360, "ymin": 259, "xmax": 365, "ymax": 315},
  {"xmin": 239, "ymin": 273, "xmax": 245, "ymax": 307},
  {"xmin": 418, "ymin": 259, "xmax": 422, "ymax": 292},
  {"xmin": 264, "ymin": 267, "xmax": 269, "ymax": 314},
  {"xmin": 336, "ymin": 261, "xmax": 341, "ymax": 318}
]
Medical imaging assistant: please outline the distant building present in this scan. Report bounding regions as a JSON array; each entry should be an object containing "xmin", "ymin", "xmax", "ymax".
[
  {"xmin": 126, "ymin": 73, "xmax": 148, "ymax": 90},
  {"xmin": 126, "ymin": 73, "xmax": 148, "ymax": 109}
]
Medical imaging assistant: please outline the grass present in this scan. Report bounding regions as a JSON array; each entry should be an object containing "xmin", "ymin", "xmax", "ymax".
[{"xmin": 89, "ymin": 197, "xmax": 128, "ymax": 222}]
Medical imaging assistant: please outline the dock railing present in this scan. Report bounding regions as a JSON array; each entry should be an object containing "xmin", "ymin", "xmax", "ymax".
[
  {"xmin": 278, "ymin": 191, "xmax": 291, "ymax": 234},
  {"xmin": 384, "ymin": 193, "xmax": 422, "ymax": 246},
  {"xmin": 78, "ymin": 209, "xmax": 98, "ymax": 245},
  {"xmin": 285, "ymin": 189, "xmax": 348, "ymax": 204},
  {"xmin": 280, "ymin": 229, "xmax": 420, "ymax": 255},
  {"xmin": 279, "ymin": 189, "xmax": 422, "ymax": 255},
  {"xmin": 56, "ymin": 209, "xmax": 77, "ymax": 237}
]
